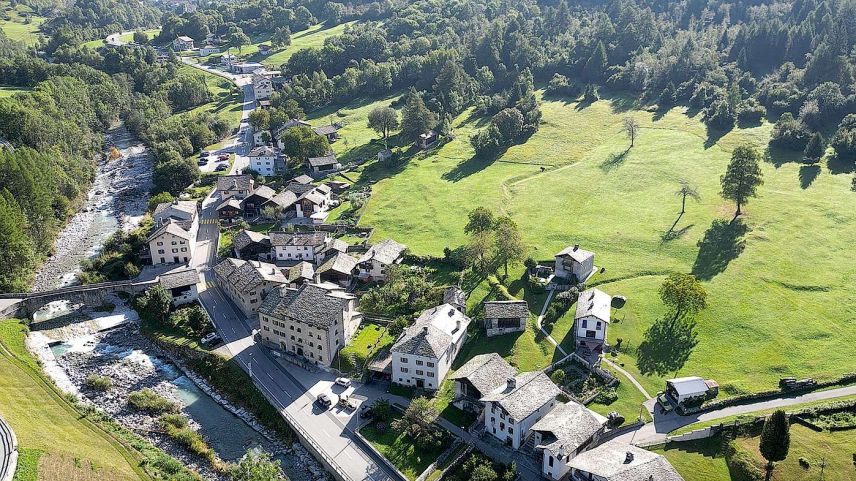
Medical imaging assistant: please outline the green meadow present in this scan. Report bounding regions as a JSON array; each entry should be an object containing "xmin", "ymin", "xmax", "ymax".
[
  {"xmin": 0, "ymin": 2, "xmax": 45, "ymax": 45},
  {"xmin": 328, "ymin": 89, "xmax": 856, "ymax": 399}
]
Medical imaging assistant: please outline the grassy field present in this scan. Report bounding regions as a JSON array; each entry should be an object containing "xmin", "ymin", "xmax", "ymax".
[
  {"xmin": 587, "ymin": 370, "xmax": 652, "ymax": 424},
  {"xmin": 360, "ymin": 416, "xmax": 445, "ymax": 481},
  {"xmin": 339, "ymin": 89, "xmax": 856, "ymax": 398},
  {"xmin": 0, "ymin": 2, "xmax": 45, "ymax": 45},
  {"xmin": 0, "ymin": 320, "xmax": 145, "ymax": 481},
  {"xmin": 653, "ymin": 437, "xmax": 731, "ymax": 481},
  {"xmin": 260, "ymin": 22, "xmax": 354, "ymax": 67},
  {"xmin": 657, "ymin": 425, "xmax": 856, "ymax": 481},
  {"xmin": 335, "ymin": 322, "xmax": 393, "ymax": 376},
  {"xmin": 737, "ymin": 424, "xmax": 856, "ymax": 481},
  {"xmin": 81, "ymin": 29, "xmax": 162, "ymax": 50},
  {"xmin": 178, "ymin": 65, "xmax": 243, "ymax": 129}
]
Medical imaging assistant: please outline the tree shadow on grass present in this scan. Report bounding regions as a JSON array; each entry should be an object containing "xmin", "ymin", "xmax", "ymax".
[
  {"xmin": 798, "ymin": 164, "xmax": 820, "ymax": 189},
  {"xmin": 691, "ymin": 218, "xmax": 748, "ymax": 281},
  {"xmin": 703, "ymin": 124, "xmax": 730, "ymax": 150},
  {"xmin": 660, "ymin": 224, "xmax": 694, "ymax": 243},
  {"xmin": 827, "ymin": 154, "xmax": 855, "ymax": 175},
  {"xmin": 637, "ymin": 317, "xmax": 698, "ymax": 376},
  {"xmin": 442, "ymin": 149, "xmax": 507, "ymax": 182},
  {"xmin": 765, "ymin": 145, "xmax": 804, "ymax": 168},
  {"xmin": 600, "ymin": 147, "xmax": 630, "ymax": 172}
]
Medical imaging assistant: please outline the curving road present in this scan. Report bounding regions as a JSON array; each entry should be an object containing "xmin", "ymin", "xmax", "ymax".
[{"xmin": 0, "ymin": 414, "xmax": 18, "ymax": 481}]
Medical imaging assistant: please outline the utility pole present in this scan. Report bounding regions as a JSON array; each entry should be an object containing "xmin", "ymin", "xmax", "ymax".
[{"xmin": 819, "ymin": 457, "xmax": 827, "ymax": 480}]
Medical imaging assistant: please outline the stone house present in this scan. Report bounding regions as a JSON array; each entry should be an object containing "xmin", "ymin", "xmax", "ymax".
[
  {"xmin": 356, "ymin": 239, "xmax": 407, "ymax": 282},
  {"xmin": 449, "ymin": 353, "xmax": 516, "ymax": 413},
  {"xmin": 481, "ymin": 372, "xmax": 561, "ymax": 449},
  {"xmin": 555, "ymin": 245, "xmax": 595, "ymax": 283},
  {"xmin": 158, "ymin": 268, "xmax": 200, "ymax": 306},
  {"xmin": 213, "ymin": 258, "xmax": 288, "ymax": 318},
  {"xmin": 530, "ymin": 402, "xmax": 608, "ymax": 480},
  {"xmin": 484, "ymin": 300, "xmax": 529, "ymax": 337}
]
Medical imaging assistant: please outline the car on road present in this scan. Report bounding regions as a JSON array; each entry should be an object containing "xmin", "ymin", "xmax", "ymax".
[
  {"xmin": 316, "ymin": 392, "xmax": 336, "ymax": 409},
  {"xmin": 335, "ymin": 377, "xmax": 352, "ymax": 387},
  {"xmin": 215, "ymin": 163, "xmax": 229, "ymax": 172},
  {"xmin": 197, "ymin": 158, "xmax": 208, "ymax": 166},
  {"xmin": 201, "ymin": 332, "xmax": 222, "ymax": 346},
  {"xmin": 218, "ymin": 154, "xmax": 229, "ymax": 161}
]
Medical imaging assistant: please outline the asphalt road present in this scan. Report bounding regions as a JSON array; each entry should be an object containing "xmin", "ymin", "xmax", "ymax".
[{"xmin": 188, "ymin": 66, "xmax": 398, "ymax": 481}]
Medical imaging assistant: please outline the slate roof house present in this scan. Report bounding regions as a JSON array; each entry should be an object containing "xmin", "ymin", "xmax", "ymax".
[
  {"xmin": 232, "ymin": 230, "xmax": 272, "ymax": 261},
  {"xmin": 484, "ymin": 300, "xmax": 529, "ymax": 337},
  {"xmin": 216, "ymin": 197, "xmax": 243, "ymax": 221},
  {"xmin": 574, "ymin": 288, "xmax": 611, "ymax": 354},
  {"xmin": 285, "ymin": 261, "xmax": 316, "ymax": 287},
  {"xmin": 217, "ymin": 174, "xmax": 255, "ymax": 200},
  {"xmin": 214, "ymin": 258, "xmax": 288, "ymax": 317},
  {"xmin": 242, "ymin": 185, "xmax": 277, "ymax": 218},
  {"xmin": 568, "ymin": 444, "xmax": 684, "ymax": 481},
  {"xmin": 316, "ymin": 252, "xmax": 359, "ymax": 287},
  {"xmin": 357, "ymin": 239, "xmax": 407, "ymax": 282},
  {"xmin": 555, "ymin": 245, "xmax": 595, "ymax": 283},
  {"xmin": 312, "ymin": 124, "xmax": 340, "ymax": 142},
  {"xmin": 148, "ymin": 200, "xmax": 198, "ymax": 266},
  {"xmin": 158, "ymin": 268, "xmax": 200, "ymax": 306},
  {"xmin": 270, "ymin": 231, "xmax": 330, "ymax": 264},
  {"xmin": 449, "ymin": 353, "xmax": 516, "ymax": 413},
  {"xmin": 258, "ymin": 282, "xmax": 361, "ymax": 366},
  {"xmin": 482, "ymin": 371, "xmax": 561, "ymax": 449},
  {"xmin": 391, "ymin": 303, "xmax": 471, "ymax": 390},
  {"xmin": 307, "ymin": 153, "xmax": 341, "ymax": 175},
  {"xmin": 530, "ymin": 402, "xmax": 608, "ymax": 480}
]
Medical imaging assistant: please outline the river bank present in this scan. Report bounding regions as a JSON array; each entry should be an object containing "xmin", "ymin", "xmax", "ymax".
[
  {"xmin": 32, "ymin": 126, "xmax": 155, "ymax": 292},
  {"xmin": 26, "ymin": 299, "xmax": 321, "ymax": 481}
]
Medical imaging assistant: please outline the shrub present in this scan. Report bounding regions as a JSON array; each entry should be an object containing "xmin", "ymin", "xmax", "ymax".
[
  {"xmin": 158, "ymin": 414, "xmax": 189, "ymax": 429},
  {"xmin": 128, "ymin": 388, "xmax": 179, "ymax": 414},
  {"xmin": 594, "ymin": 387, "xmax": 618, "ymax": 405},
  {"xmin": 550, "ymin": 369, "xmax": 566, "ymax": 386},
  {"xmin": 84, "ymin": 374, "xmax": 112, "ymax": 391}
]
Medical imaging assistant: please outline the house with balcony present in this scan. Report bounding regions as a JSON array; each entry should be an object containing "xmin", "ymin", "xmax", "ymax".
[
  {"xmin": 530, "ymin": 402, "xmax": 608, "ymax": 481},
  {"xmin": 481, "ymin": 371, "xmax": 561, "ymax": 449},
  {"xmin": 449, "ymin": 353, "xmax": 516, "ymax": 413},
  {"xmin": 270, "ymin": 231, "xmax": 331, "ymax": 264},
  {"xmin": 148, "ymin": 200, "xmax": 198, "ymax": 266},
  {"xmin": 216, "ymin": 174, "xmax": 254, "ymax": 200},
  {"xmin": 232, "ymin": 230, "xmax": 272, "ymax": 261},
  {"xmin": 574, "ymin": 288, "xmax": 612, "ymax": 355},
  {"xmin": 356, "ymin": 239, "xmax": 407, "ymax": 282},
  {"xmin": 391, "ymin": 303, "xmax": 471, "ymax": 390}
]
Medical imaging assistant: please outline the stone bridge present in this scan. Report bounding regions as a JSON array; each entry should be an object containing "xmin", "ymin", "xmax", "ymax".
[{"xmin": 0, "ymin": 279, "xmax": 158, "ymax": 320}]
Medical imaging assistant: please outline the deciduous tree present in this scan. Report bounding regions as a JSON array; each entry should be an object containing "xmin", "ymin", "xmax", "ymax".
[
  {"xmin": 622, "ymin": 117, "xmax": 640, "ymax": 148},
  {"xmin": 493, "ymin": 216, "xmax": 526, "ymax": 278},
  {"xmin": 720, "ymin": 144, "xmax": 763, "ymax": 217},
  {"xmin": 659, "ymin": 273, "xmax": 707, "ymax": 323},
  {"xmin": 367, "ymin": 106, "xmax": 399, "ymax": 146}
]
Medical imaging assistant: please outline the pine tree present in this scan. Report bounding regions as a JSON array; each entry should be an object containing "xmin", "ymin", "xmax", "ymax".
[
  {"xmin": 803, "ymin": 132, "xmax": 825, "ymax": 162},
  {"xmin": 400, "ymin": 87, "xmax": 437, "ymax": 142},
  {"xmin": 584, "ymin": 41, "xmax": 608, "ymax": 81},
  {"xmin": 759, "ymin": 410, "xmax": 790, "ymax": 481}
]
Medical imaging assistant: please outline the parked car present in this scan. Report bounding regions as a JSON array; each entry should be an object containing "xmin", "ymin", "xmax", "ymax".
[
  {"xmin": 335, "ymin": 377, "xmax": 352, "ymax": 387},
  {"xmin": 359, "ymin": 405, "xmax": 374, "ymax": 419},
  {"xmin": 197, "ymin": 158, "xmax": 208, "ymax": 166},
  {"xmin": 201, "ymin": 151, "xmax": 210, "ymax": 156},
  {"xmin": 316, "ymin": 392, "xmax": 335, "ymax": 409},
  {"xmin": 218, "ymin": 154, "xmax": 229, "ymax": 161},
  {"xmin": 200, "ymin": 332, "xmax": 222, "ymax": 346},
  {"xmin": 215, "ymin": 164, "xmax": 229, "ymax": 172}
]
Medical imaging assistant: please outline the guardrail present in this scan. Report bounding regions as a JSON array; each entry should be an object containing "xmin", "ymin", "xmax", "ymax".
[{"xmin": 0, "ymin": 415, "xmax": 19, "ymax": 481}]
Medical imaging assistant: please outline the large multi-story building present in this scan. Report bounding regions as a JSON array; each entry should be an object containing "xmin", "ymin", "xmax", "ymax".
[
  {"xmin": 258, "ymin": 282, "xmax": 361, "ymax": 366},
  {"xmin": 481, "ymin": 371, "xmax": 561, "ymax": 449},
  {"xmin": 213, "ymin": 258, "xmax": 288, "ymax": 317}
]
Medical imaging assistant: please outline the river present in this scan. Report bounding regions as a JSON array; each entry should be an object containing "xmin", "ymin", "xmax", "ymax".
[{"xmin": 31, "ymin": 126, "xmax": 155, "ymax": 292}]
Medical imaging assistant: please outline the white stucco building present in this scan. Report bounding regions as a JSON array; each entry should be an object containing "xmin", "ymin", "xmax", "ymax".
[
  {"xmin": 158, "ymin": 268, "xmax": 200, "ymax": 306},
  {"xmin": 252, "ymin": 73, "xmax": 274, "ymax": 100},
  {"xmin": 148, "ymin": 200, "xmax": 198, "ymax": 265},
  {"xmin": 574, "ymin": 288, "xmax": 612, "ymax": 353},
  {"xmin": 390, "ymin": 303, "xmax": 471, "ymax": 390},
  {"xmin": 248, "ymin": 145, "xmax": 277, "ymax": 177},
  {"xmin": 270, "ymin": 232, "xmax": 331, "ymax": 264},
  {"xmin": 530, "ymin": 402, "xmax": 608, "ymax": 480},
  {"xmin": 481, "ymin": 371, "xmax": 561, "ymax": 449}
]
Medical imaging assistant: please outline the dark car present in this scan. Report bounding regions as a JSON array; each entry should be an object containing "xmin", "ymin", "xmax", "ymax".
[
  {"xmin": 218, "ymin": 154, "xmax": 229, "ymax": 161},
  {"xmin": 359, "ymin": 405, "xmax": 374, "ymax": 419},
  {"xmin": 215, "ymin": 164, "xmax": 229, "ymax": 172}
]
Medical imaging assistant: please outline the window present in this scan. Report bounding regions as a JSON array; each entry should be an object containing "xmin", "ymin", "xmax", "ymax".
[
  {"xmin": 596, "ymin": 321, "xmax": 602, "ymax": 330},
  {"xmin": 508, "ymin": 427, "xmax": 513, "ymax": 434},
  {"xmin": 416, "ymin": 360, "xmax": 423, "ymax": 366},
  {"xmin": 548, "ymin": 457, "xmax": 554, "ymax": 468},
  {"xmin": 427, "ymin": 372, "xmax": 434, "ymax": 377},
  {"xmin": 158, "ymin": 249, "xmax": 164, "ymax": 254},
  {"xmin": 157, "ymin": 242, "xmax": 163, "ymax": 246},
  {"xmin": 401, "ymin": 367, "xmax": 409, "ymax": 373},
  {"xmin": 400, "ymin": 357, "xmax": 408, "ymax": 363},
  {"xmin": 581, "ymin": 319, "xmax": 588, "ymax": 328},
  {"xmin": 427, "ymin": 362, "xmax": 435, "ymax": 367},
  {"xmin": 416, "ymin": 370, "xmax": 424, "ymax": 376}
]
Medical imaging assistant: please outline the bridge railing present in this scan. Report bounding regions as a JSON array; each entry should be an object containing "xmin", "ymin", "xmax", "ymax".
[{"xmin": 0, "ymin": 278, "xmax": 158, "ymax": 300}]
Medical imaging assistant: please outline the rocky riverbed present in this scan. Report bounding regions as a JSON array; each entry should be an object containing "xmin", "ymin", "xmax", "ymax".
[
  {"xmin": 32, "ymin": 126, "xmax": 155, "ymax": 292},
  {"xmin": 28, "ymin": 302, "xmax": 323, "ymax": 481}
]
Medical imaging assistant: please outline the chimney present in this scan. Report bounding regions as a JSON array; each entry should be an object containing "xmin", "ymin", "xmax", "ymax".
[
  {"xmin": 506, "ymin": 377, "xmax": 516, "ymax": 390},
  {"xmin": 573, "ymin": 244, "xmax": 579, "ymax": 251},
  {"xmin": 423, "ymin": 326, "xmax": 429, "ymax": 334},
  {"xmin": 455, "ymin": 320, "xmax": 461, "ymax": 331},
  {"xmin": 448, "ymin": 308, "xmax": 455, "ymax": 317},
  {"xmin": 624, "ymin": 451, "xmax": 634, "ymax": 464}
]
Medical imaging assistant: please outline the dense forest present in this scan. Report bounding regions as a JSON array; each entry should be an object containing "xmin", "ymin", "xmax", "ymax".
[
  {"xmin": 1, "ymin": 0, "xmax": 855, "ymax": 291},
  {"xmin": 0, "ymin": 0, "xmax": 222, "ymax": 291}
]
